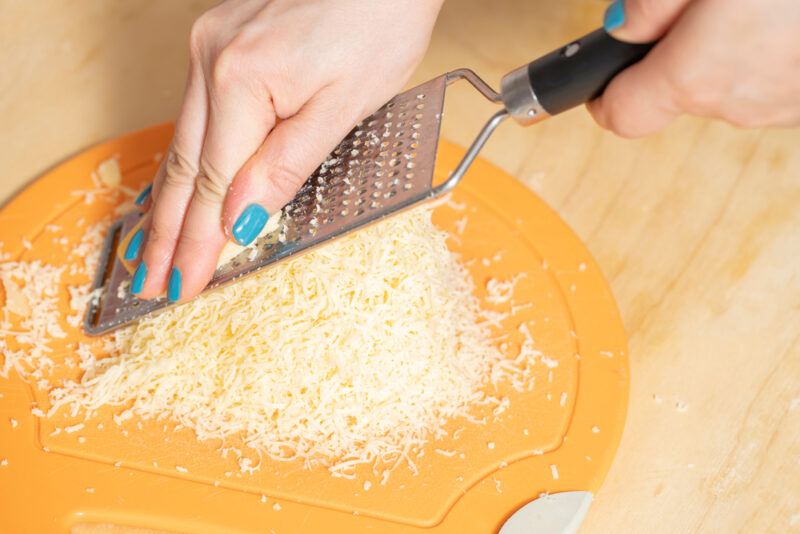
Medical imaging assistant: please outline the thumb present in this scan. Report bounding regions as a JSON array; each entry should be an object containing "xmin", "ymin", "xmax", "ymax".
[
  {"xmin": 222, "ymin": 89, "xmax": 361, "ymax": 245},
  {"xmin": 603, "ymin": 0, "xmax": 693, "ymax": 42}
]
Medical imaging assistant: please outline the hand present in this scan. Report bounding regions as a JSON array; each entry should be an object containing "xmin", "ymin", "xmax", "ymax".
[
  {"xmin": 588, "ymin": 0, "xmax": 800, "ymax": 138},
  {"xmin": 130, "ymin": 0, "xmax": 443, "ymax": 301}
]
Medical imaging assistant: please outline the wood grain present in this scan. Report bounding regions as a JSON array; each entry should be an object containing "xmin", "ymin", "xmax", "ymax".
[{"xmin": 1, "ymin": 0, "xmax": 798, "ymax": 532}]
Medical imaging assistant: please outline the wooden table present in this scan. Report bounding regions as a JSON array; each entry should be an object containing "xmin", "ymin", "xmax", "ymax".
[{"xmin": 2, "ymin": 1, "xmax": 798, "ymax": 532}]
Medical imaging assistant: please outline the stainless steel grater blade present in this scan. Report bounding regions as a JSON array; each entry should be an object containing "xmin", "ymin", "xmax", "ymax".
[{"xmin": 86, "ymin": 28, "xmax": 654, "ymax": 335}]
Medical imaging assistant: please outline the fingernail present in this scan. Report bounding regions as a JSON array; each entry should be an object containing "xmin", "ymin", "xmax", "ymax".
[
  {"xmin": 123, "ymin": 228, "xmax": 144, "ymax": 261},
  {"xmin": 131, "ymin": 263, "xmax": 147, "ymax": 295},
  {"xmin": 232, "ymin": 204, "xmax": 269, "ymax": 246},
  {"xmin": 168, "ymin": 267, "xmax": 182, "ymax": 303},
  {"xmin": 134, "ymin": 183, "xmax": 153, "ymax": 206},
  {"xmin": 603, "ymin": 0, "xmax": 625, "ymax": 32}
]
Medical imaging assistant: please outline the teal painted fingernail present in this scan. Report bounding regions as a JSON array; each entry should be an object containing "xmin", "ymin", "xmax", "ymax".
[
  {"xmin": 123, "ymin": 229, "xmax": 144, "ymax": 261},
  {"xmin": 168, "ymin": 267, "xmax": 181, "ymax": 303},
  {"xmin": 604, "ymin": 0, "xmax": 625, "ymax": 31},
  {"xmin": 232, "ymin": 204, "xmax": 269, "ymax": 246},
  {"xmin": 131, "ymin": 262, "xmax": 147, "ymax": 295},
  {"xmin": 134, "ymin": 183, "xmax": 153, "ymax": 206}
]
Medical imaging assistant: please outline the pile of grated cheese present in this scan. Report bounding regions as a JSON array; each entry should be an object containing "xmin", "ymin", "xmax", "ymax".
[
  {"xmin": 3, "ymin": 179, "xmax": 547, "ymax": 480},
  {"xmin": 48, "ymin": 207, "xmax": 520, "ymax": 477}
]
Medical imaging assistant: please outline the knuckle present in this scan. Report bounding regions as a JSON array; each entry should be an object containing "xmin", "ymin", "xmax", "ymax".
[
  {"xmin": 268, "ymin": 159, "xmax": 307, "ymax": 201},
  {"xmin": 163, "ymin": 148, "xmax": 198, "ymax": 189},
  {"xmin": 664, "ymin": 66, "xmax": 717, "ymax": 112},
  {"xmin": 188, "ymin": 15, "xmax": 213, "ymax": 60},
  {"xmin": 211, "ymin": 47, "xmax": 245, "ymax": 89},
  {"xmin": 194, "ymin": 158, "xmax": 230, "ymax": 205},
  {"xmin": 147, "ymin": 219, "xmax": 179, "ymax": 249}
]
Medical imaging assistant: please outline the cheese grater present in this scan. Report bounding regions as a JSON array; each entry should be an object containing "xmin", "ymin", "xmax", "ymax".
[{"xmin": 85, "ymin": 28, "xmax": 652, "ymax": 335}]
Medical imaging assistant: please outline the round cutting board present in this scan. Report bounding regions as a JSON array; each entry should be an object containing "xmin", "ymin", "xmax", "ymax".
[{"xmin": 0, "ymin": 123, "xmax": 628, "ymax": 533}]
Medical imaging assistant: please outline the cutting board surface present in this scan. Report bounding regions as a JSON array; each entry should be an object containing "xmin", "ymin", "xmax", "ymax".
[{"xmin": 0, "ymin": 123, "xmax": 628, "ymax": 533}]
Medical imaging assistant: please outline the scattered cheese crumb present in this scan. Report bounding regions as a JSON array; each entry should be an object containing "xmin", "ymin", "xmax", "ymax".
[
  {"xmin": 1, "ymin": 276, "xmax": 31, "ymax": 317},
  {"xmin": 0, "ymin": 458, "xmax": 7, "ymax": 467},
  {"xmin": 97, "ymin": 157, "xmax": 122, "ymax": 188},
  {"xmin": 272, "ymin": 503, "xmax": 282, "ymax": 512},
  {"xmin": 591, "ymin": 426, "xmax": 600, "ymax": 433},
  {"xmin": 175, "ymin": 465, "xmax": 189, "ymax": 473},
  {"xmin": 487, "ymin": 442, "xmax": 496, "ymax": 450},
  {"xmin": 9, "ymin": 418, "xmax": 18, "ymax": 429},
  {"xmin": 85, "ymin": 487, "xmax": 95, "ymax": 494},
  {"xmin": 549, "ymin": 464, "xmax": 559, "ymax": 480},
  {"xmin": 453, "ymin": 216, "xmax": 468, "ymax": 235},
  {"xmin": 363, "ymin": 480, "xmax": 372, "ymax": 491},
  {"xmin": 260, "ymin": 495, "xmax": 267, "ymax": 504},
  {"xmin": 77, "ymin": 436, "xmax": 87, "ymax": 444}
]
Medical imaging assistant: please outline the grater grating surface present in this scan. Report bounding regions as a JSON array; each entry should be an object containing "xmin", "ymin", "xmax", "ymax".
[{"xmin": 85, "ymin": 76, "xmax": 449, "ymax": 335}]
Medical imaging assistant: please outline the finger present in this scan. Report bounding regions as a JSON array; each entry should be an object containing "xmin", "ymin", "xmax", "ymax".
[
  {"xmin": 586, "ymin": 45, "xmax": 682, "ymax": 138},
  {"xmin": 134, "ymin": 61, "xmax": 208, "ymax": 299},
  {"xmin": 603, "ymin": 0, "xmax": 693, "ymax": 42},
  {"xmin": 222, "ymin": 88, "xmax": 359, "ymax": 241},
  {"xmin": 165, "ymin": 58, "xmax": 276, "ymax": 303}
]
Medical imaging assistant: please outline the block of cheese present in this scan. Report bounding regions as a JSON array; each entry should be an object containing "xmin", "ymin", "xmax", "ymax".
[{"xmin": 116, "ymin": 212, "xmax": 282, "ymax": 275}]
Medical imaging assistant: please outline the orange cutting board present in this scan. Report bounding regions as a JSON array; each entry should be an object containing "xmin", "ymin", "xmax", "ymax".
[{"xmin": 0, "ymin": 123, "xmax": 628, "ymax": 533}]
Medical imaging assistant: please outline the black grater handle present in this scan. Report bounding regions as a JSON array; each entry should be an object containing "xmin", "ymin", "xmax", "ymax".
[{"xmin": 501, "ymin": 29, "xmax": 655, "ymax": 123}]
